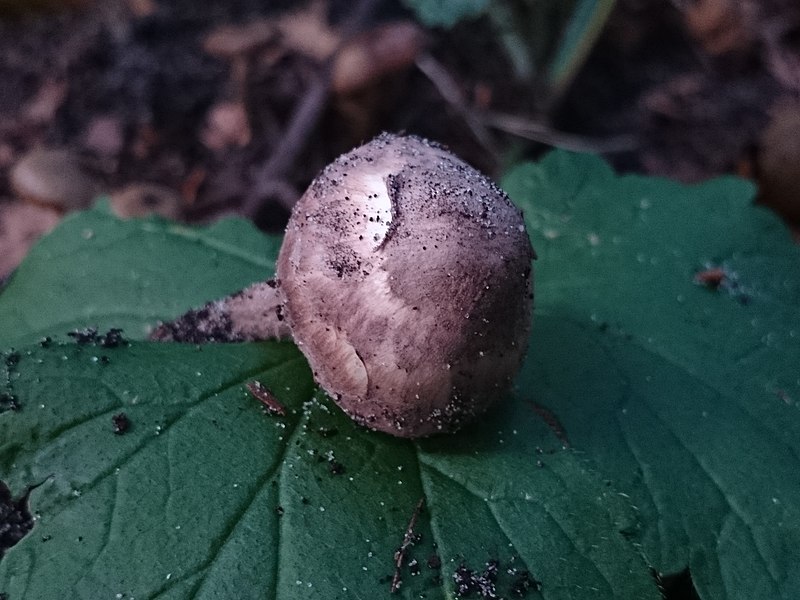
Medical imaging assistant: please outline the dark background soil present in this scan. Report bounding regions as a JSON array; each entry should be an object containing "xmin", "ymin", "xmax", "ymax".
[{"xmin": 0, "ymin": 0, "xmax": 798, "ymax": 281}]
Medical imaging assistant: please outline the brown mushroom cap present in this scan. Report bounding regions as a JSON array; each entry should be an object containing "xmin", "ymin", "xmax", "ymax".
[{"xmin": 277, "ymin": 133, "xmax": 535, "ymax": 437}]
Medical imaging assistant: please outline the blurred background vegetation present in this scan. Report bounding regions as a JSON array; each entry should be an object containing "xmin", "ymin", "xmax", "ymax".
[{"xmin": 0, "ymin": 0, "xmax": 798, "ymax": 281}]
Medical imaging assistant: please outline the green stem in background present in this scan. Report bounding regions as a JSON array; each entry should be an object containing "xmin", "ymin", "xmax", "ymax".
[
  {"xmin": 486, "ymin": 0, "xmax": 615, "ymax": 107},
  {"xmin": 487, "ymin": 1, "xmax": 537, "ymax": 81},
  {"xmin": 546, "ymin": 0, "xmax": 616, "ymax": 99}
]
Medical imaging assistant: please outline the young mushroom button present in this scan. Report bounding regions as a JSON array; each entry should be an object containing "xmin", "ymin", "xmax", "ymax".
[{"xmin": 276, "ymin": 133, "xmax": 535, "ymax": 437}]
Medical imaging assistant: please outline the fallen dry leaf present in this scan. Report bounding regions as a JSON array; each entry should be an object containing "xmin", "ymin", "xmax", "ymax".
[{"xmin": 332, "ymin": 21, "xmax": 425, "ymax": 94}]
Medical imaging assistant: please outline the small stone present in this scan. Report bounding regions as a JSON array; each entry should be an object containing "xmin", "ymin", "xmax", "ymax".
[{"xmin": 10, "ymin": 148, "xmax": 100, "ymax": 211}]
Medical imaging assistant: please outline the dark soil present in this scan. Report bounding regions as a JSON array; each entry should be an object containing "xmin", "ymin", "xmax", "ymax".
[{"xmin": 0, "ymin": 0, "xmax": 798, "ymax": 272}]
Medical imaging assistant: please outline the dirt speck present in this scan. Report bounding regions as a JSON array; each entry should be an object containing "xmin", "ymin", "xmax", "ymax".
[
  {"xmin": 510, "ymin": 569, "xmax": 541, "ymax": 597},
  {"xmin": 328, "ymin": 460, "xmax": 345, "ymax": 475},
  {"xmin": 0, "ymin": 481, "xmax": 34, "ymax": 558},
  {"xmin": 112, "ymin": 412, "xmax": 131, "ymax": 435},
  {"xmin": 694, "ymin": 266, "xmax": 726, "ymax": 289},
  {"xmin": 0, "ymin": 393, "xmax": 19, "ymax": 413},
  {"xmin": 453, "ymin": 559, "xmax": 539, "ymax": 599}
]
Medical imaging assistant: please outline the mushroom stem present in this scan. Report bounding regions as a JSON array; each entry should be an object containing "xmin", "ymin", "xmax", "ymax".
[{"xmin": 149, "ymin": 280, "xmax": 291, "ymax": 343}]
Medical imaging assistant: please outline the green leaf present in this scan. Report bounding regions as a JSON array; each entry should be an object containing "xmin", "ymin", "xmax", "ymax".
[
  {"xmin": 0, "ymin": 341, "xmax": 659, "ymax": 599},
  {"xmin": 401, "ymin": 0, "xmax": 489, "ymax": 28},
  {"xmin": 6, "ymin": 149, "xmax": 798, "ymax": 599},
  {"xmin": 504, "ymin": 151, "xmax": 800, "ymax": 600},
  {"xmin": 0, "ymin": 202, "xmax": 281, "ymax": 348}
]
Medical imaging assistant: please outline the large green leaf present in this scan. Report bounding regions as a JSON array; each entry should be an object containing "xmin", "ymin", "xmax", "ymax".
[
  {"xmin": 504, "ymin": 152, "xmax": 800, "ymax": 600},
  {"xmin": 3, "ymin": 149, "xmax": 799, "ymax": 600},
  {"xmin": 0, "ymin": 341, "xmax": 658, "ymax": 599},
  {"xmin": 0, "ymin": 201, "xmax": 281, "ymax": 348}
]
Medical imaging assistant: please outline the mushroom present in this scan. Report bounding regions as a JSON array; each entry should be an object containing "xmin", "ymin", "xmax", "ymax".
[{"xmin": 152, "ymin": 133, "xmax": 535, "ymax": 437}]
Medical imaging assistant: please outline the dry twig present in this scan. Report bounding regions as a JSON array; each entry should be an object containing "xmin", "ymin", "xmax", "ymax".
[
  {"xmin": 416, "ymin": 52, "xmax": 636, "ymax": 157},
  {"xmin": 390, "ymin": 497, "xmax": 425, "ymax": 593},
  {"xmin": 415, "ymin": 52, "xmax": 501, "ymax": 161},
  {"xmin": 484, "ymin": 111, "xmax": 638, "ymax": 154},
  {"xmin": 244, "ymin": 0, "xmax": 383, "ymax": 217}
]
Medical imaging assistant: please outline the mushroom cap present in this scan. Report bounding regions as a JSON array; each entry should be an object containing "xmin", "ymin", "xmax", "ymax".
[{"xmin": 277, "ymin": 133, "xmax": 535, "ymax": 437}]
